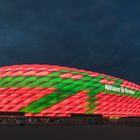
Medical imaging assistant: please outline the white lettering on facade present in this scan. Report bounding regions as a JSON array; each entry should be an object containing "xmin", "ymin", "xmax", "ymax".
[{"xmin": 105, "ymin": 84, "xmax": 135, "ymax": 95}]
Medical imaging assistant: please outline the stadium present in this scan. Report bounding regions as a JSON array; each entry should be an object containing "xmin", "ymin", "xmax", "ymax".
[{"xmin": 0, "ymin": 64, "xmax": 139, "ymax": 125}]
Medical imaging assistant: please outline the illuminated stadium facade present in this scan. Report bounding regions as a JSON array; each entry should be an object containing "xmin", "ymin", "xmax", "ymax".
[{"xmin": 0, "ymin": 64, "xmax": 139, "ymax": 125}]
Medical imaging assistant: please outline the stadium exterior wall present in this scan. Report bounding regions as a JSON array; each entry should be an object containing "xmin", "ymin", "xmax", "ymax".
[{"xmin": 0, "ymin": 64, "xmax": 139, "ymax": 118}]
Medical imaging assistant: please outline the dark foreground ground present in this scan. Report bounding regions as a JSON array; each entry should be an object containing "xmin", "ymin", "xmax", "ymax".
[{"xmin": 0, "ymin": 125, "xmax": 140, "ymax": 140}]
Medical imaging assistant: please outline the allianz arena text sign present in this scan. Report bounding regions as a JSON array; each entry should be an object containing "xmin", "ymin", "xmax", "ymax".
[{"xmin": 105, "ymin": 84, "xmax": 135, "ymax": 95}]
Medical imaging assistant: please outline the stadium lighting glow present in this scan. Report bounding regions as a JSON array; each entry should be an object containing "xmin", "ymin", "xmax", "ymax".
[{"xmin": 0, "ymin": 64, "xmax": 139, "ymax": 118}]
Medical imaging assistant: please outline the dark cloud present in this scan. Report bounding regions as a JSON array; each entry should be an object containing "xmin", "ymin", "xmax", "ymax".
[{"xmin": 0, "ymin": 0, "xmax": 139, "ymax": 84}]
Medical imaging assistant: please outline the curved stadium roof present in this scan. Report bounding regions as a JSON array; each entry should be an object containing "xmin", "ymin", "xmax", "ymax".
[{"xmin": 0, "ymin": 64, "xmax": 139, "ymax": 118}]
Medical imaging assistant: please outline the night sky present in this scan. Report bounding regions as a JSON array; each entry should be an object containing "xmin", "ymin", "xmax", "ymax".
[{"xmin": 0, "ymin": 0, "xmax": 139, "ymax": 85}]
